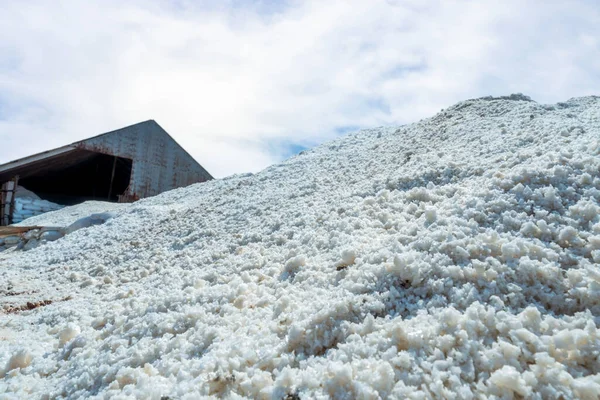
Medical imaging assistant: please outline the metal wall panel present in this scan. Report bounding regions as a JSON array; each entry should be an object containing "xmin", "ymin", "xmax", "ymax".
[{"xmin": 75, "ymin": 120, "xmax": 212, "ymax": 200}]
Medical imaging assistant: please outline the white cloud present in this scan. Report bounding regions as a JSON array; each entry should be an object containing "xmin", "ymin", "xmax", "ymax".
[{"xmin": 0, "ymin": 0, "xmax": 599, "ymax": 177}]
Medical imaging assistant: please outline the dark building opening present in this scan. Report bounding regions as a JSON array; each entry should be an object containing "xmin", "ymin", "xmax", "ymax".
[
  {"xmin": 4, "ymin": 150, "xmax": 133, "ymax": 206},
  {"xmin": 20, "ymin": 152, "xmax": 132, "ymax": 205}
]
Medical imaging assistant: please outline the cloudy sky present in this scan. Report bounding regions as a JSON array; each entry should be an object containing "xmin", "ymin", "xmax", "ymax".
[{"xmin": 1, "ymin": 0, "xmax": 599, "ymax": 178}]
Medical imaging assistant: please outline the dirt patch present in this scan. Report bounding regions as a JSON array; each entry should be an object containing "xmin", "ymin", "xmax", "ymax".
[{"xmin": 3, "ymin": 296, "xmax": 72, "ymax": 314}]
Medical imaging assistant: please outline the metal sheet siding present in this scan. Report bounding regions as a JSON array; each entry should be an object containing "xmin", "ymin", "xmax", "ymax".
[{"xmin": 76, "ymin": 121, "xmax": 211, "ymax": 200}]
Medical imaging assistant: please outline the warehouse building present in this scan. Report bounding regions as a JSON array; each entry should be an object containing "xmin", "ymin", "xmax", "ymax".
[{"xmin": 0, "ymin": 120, "xmax": 213, "ymax": 225}]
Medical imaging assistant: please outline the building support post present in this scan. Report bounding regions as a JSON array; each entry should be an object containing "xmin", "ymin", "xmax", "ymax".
[
  {"xmin": 0, "ymin": 182, "xmax": 5, "ymax": 226},
  {"xmin": 1, "ymin": 176, "xmax": 18, "ymax": 226},
  {"xmin": 108, "ymin": 156, "xmax": 117, "ymax": 200}
]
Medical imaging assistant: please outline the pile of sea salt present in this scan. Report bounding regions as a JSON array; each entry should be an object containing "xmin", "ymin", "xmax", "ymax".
[
  {"xmin": 1, "ymin": 94, "xmax": 599, "ymax": 399},
  {"xmin": 0, "ymin": 202, "xmax": 128, "ymax": 253},
  {"xmin": 12, "ymin": 201, "xmax": 127, "ymax": 228}
]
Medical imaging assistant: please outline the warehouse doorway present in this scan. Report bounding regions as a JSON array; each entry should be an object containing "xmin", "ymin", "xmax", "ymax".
[{"xmin": 15, "ymin": 152, "xmax": 133, "ymax": 205}]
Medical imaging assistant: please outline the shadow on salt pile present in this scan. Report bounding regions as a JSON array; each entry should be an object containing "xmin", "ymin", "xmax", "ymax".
[{"xmin": 0, "ymin": 212, "xmax": 117, "ymax": 252}]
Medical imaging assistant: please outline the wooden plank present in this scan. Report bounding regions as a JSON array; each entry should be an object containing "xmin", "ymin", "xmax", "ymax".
[
  {"xmin": 0, "ymin": 225, "xmax": 63, "ymax": 238},
  {"xmin": 0, "ymin": 226, "xmax": 41, "ymax": 238}
]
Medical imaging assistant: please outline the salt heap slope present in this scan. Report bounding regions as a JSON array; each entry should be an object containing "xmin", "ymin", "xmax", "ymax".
[
  {"xmin": 1, "ymin": 95, "xmax": 600, "ymax": 399},
  {"xmin": 13, "ymin": 201, "xmax": 127, "ymax": 228}
]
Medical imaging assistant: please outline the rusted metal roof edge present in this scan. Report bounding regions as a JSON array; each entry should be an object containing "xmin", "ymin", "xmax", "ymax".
[
  {"xmin": 0, "ymin": 145, "xmax": 77, "ymax": 174},
  {"xmin": 0, "ymin": 121, "xmax": 154, "ymax": 171},
  {"xmin": 0, "ymin": 119, "xmax": 214, "ymax": 181}
]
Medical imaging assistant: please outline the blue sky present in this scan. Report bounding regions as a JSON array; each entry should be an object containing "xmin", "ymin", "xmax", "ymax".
[{"xmin": 0, "ymin": 0, "xmax": 599, "ymax": 178}]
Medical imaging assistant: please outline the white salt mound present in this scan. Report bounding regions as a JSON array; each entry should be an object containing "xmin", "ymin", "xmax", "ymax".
[
  {"xmin": 1, "ymin": 94, "xmax": 600, "ymax": 398},
  {"xmin": 13, "ymin": 201, "xmax": 127, "ymax": 228}
]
